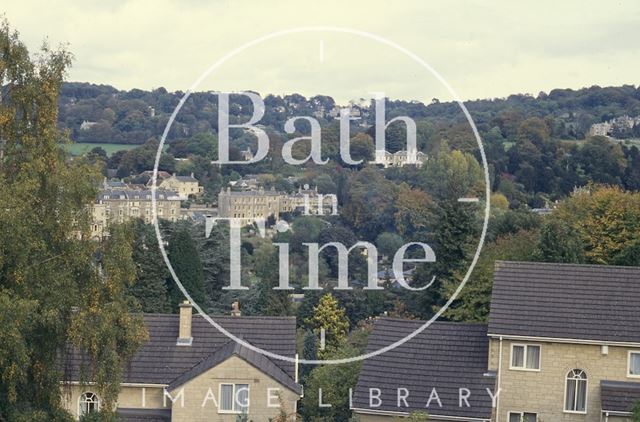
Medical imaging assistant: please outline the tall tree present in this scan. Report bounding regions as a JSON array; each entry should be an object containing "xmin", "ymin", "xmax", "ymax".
[
  {"xmin": 166, "ymin": 222, "xmax": 205, "ymax": 309},
  {"xmin": 304, "ymin": 294, "xmax": 350, "ymax": 358},
  {"xmin": 0, "ymin": 20, "xmax": 145, "ymax": 421},
  {"xmin": 129, "ymin": 220, "xmax": 171, "ymax": 313},
  {"xmin": 299, "ymin": 345, "xmax": 361, "ymax": 422}
]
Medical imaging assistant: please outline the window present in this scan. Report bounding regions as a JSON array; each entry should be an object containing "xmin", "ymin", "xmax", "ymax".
[
  {"xmin": 565, "ymin": 369, "xmax": 587, "ymax": 413},
  {"xmin": 508, "ymin": 412, "xmax": 537, "ymax": 422},
  {"xmin": 510, "ymin": 344, "xmax": 541, "ymax": 370},
  {"xmin": 78, "ymin": 392, "xmax": 99, "ymax": 416},
  {"xmin": 629, "ymin": 352, "xmax": 640, "ymax": 377},
  {"xmin": 219, "ymin": 383, "xmax": 249, "ymax": 414}
]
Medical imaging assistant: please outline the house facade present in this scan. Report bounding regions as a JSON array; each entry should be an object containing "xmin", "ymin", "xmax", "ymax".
[
  {"xmin": 488, "ymin": 261, "xmax": 640, "ymax": 422},
  {"xmin": 61, "ymin": 303, "xmax": 301, "ymax": 421},
  {"xmin": 218, "ymin": 186, "xmax": 336, "ymax": 226},
  {"xmin": 159, "ymin": 173, "xmax": 204, "ymax": 199},
  {"xmin": 91, "ymin": 187, "xmax": 181, "ymax": 238},
  {"xmin": 374, "ymin": 150, "xmax": 428, "ymax": 168},
  {"xmin": 353, "ymin": 261, "xmax": 640, "ymax": 422}
]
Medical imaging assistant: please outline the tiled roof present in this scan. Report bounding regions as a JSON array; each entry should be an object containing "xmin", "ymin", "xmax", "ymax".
[
  {"xmin": 352, "ymin": 318, "xmax": 494, "ymax": 420},
  {"xmin": 488, "ymin": 261, "xmax": 640, "ymax": 343},
  {"xmin": 97, "ymin": 189, "xmax": 180, "ymax": 201},
  {"xmin": 62, "ymin": 314, "xmax": 298, "ymax": 389},
  {"xmin": 601, "ymin": 380, "xmax": 640, "ymax": 413},
  {"xmin": 174, "ymin": 176, "xmax": 198, "ymax": 182},
  {"xmin": 167, "ymin": 340, "xmax": 302, "ymax": 394}
]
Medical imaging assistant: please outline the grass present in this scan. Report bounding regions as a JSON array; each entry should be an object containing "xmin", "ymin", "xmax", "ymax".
[{"xmin": 62, "ymin": 142, "xmax": 140, "ymax": 157}]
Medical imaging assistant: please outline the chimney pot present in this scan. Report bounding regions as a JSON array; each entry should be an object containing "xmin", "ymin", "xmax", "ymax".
[
  {"xmin": 231, "ymin": 301, "xmax": 241, "ymax": 317},
  {"xmin": 177, "ymin": 300, "xmax": 193, "ymax": 346}
]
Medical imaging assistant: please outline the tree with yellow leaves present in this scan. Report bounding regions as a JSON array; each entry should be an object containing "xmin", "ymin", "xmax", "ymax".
[{"xmin": 0, "ymin": 19, "xmax": 146, "ymax": 421}]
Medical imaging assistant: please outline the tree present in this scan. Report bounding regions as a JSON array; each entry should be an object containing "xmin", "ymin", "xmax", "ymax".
[
  {"xmin": 342, "ymin": 167, "xmax": 399, "ymax": 240},
  {"xmin": 442, "ymin": 230, "xmax": 538, "ymax": 322},
  {"xmin": 534, "ymin": 219, "xmax": 584, "ymax": 263},
  {"xmin": 632, "ymin": 400, "xmax": 640, "ymax": 422},
  {"xmin": 375, "ymin": 232, "xmax": 405, "ymax": 259},
  {"xmin": 268, "ymin": 391, "xmax": 299, "ymax": 422},
  {"xmin": 167, "ymin": 222, "xmax": 205, "ymax": 309},
  {"xmin": 405, "ymin": 147, "xmax": 484, "ymax": 318},
  {"xmin": 304, "ymin": 294, "xmax": 350, "ymax": 358},
  {"xmin": 300, "ymin": 330, "xmax": 318, "ymax": 381},
  {"xmin": 193, "ymin": 224, "xmax": 231, "ymax": 309},
  {"xmin": 128, "ymin": 220, "xmax": 171, "ymax": 313},
  {"xmin": 395, "ymin": 411, "xmax": 429, "ymax": 422},
  {"xmin": 550, "ymin": 186, "xmax": 640, "ymax": 265},
  {"xmin": 254, "ymin": 243, "xmax": 292, "ymax": 316},
  {"xmin": 576, "ymin": 137, "xmax": 626, "ymax": 185},
  {"xmin": 393, "ymin": 184, "xmax": 433, "ymax": 240},
  {"xmin": 299, "ymin": 345, "xmax": 361, "ymax": 422},
  {"xmin": 0, "ymin": 20, "xmax": 145, "ymax": 420}
]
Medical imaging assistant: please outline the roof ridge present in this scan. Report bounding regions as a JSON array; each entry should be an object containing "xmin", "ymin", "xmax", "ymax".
[
  {"xmin": 142, "ymin": 313, "xmax": 296, "ymax": 320},
  {"xmin": 495, "ymin": 260, "xmax": 640, "ymax": 271},
  {"xmin": 376, "ymin": 317, "xmax": 488, "ymax": 326}
]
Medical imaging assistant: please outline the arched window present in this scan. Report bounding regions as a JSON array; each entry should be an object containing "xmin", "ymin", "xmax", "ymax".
[
  {"xmin": 79, "ymin": 392, "xmax": 100, "ymax": 416},
  {"xmin": 565, "ymin": 369, "xmax": 587, "ymax": 412}
]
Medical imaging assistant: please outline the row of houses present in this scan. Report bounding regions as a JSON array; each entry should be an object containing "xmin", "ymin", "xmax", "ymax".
[
  {"xmin": 91, "ymin": 175, "xmax": 205, "ymax": 238},
  {"xmin": 60, "ymin": 261, "xmax": 640, "ymax": 421},
  {"xmin": 589, "ymin": 115, "xmax": 640, "ymax": 137},
  {"xmin": 218, "ymin": 185, "xmax": 337, "ymax": 226}
]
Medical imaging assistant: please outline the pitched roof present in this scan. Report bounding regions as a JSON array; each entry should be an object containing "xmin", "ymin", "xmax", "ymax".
[
  {"xmin": 600, "ymin": 380, "xmax": 640, "ymax": 413},
  {"xmin": 173, "ymin": 175, "xmax": 198, "ymax": 182},
  {"xmin": 352, "ymin": 318, "xmax": 495, "ymax": 420},
  {"xmin": 488, "ymin": 261, "xmax": 640, "ymax": 343},
  {"xmin": 62, "ymin": 314, "xmax": 298, "ymax": 391},
  {"xmin": 167, "ymin": 340, "xmax": 302, "ymax": 394}
]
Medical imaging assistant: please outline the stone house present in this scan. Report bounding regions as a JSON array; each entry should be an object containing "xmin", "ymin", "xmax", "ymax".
[
  {"xmin": 353, "ymin": 261, "xmax": 640, "ymax": 422},
  {"xmin": 61, "ymin": 303, "xmax": 302, "ymax": 421},
  {"xmin": 159, "ymin": 173, "xmax": 204, "ymax": 199},
  {"xmin": 488, "ymin": 261, "xmax": 640, "ymax": 422},
  {"xmin": 217, "ymin": 186, "xmax": 335, "ymax": 227},
  {"xmin": 374, "ymin": 150, "xmax": 428, "ymax": 168},
  {"xmin": 91, "ymin": 188, "xmax": 181, "ymax": 238}
]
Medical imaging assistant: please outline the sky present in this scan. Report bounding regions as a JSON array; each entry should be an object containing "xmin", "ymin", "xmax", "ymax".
[{"xmin": 3, "ymin": 0, "xmax": 640, "ymax": 103}]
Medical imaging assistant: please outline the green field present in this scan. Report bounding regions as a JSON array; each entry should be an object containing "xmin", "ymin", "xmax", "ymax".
[{"xmin": 63, "ymin": 142, "xmax": 140, "ymax": 156}]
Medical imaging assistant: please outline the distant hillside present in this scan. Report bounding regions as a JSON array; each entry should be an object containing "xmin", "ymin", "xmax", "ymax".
[{"xmin": 58, "ymin": 82, "xmax": 640, "ymax": 145}]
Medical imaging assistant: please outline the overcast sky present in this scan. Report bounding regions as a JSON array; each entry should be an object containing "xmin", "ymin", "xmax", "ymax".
[{"xmin": 3, "ymin": 0, "xmax": 640, "ymax": 103}]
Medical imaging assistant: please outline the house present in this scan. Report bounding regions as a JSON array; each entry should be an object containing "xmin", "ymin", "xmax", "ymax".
[
  {"xmin": 374, "ymin": 150, "xmax": 428, "ymax": 168},
  {"xmin": 159, "ymin": 173, "xmax": 204, "ymax": 199},
  {"xmin": 352, "ymin": 318, "xmax": 496, "ymax": 421},
  {"xmin": 140, "ymin": 170, "xmax": 173, "ymax": 183},
  {"xmin": 218, "ymin": 186, "xmax": 335, "ymax": 227},
  {"xmin": 488, "ymin": 261, "xmax": 640, "ymax": 422},
  {"xmin": 61, "ymin": 302, "xmax": 302, "ymax": 421},
  {"xmin": 92, "ymin": 188, "xmax": 181, "ymax": 238},
  {"xmin": 354, "ymin": 261, "xmax": 640, "ymax": 422}
]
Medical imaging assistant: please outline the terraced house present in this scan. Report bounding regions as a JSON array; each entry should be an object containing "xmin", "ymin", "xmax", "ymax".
[
  {"xmin": 353, "ymin": 261, "xmax": 640, "ymax": 422},
  {"xmin": 61, "ymin": 303, "xmax": 302, "ymax": 421}
]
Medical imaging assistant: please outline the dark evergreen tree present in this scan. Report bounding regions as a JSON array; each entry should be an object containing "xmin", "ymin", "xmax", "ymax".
[
  {"xmin": 129, "ymin": 220, "xmax": 171, "ymax": 313},
  {"xmin": 300, "ymin": 330, "xmax": 318, "ymax": 381},
  {"xmin": 167, "ymin": 222, "xmax": 205, "ymax": 309}
]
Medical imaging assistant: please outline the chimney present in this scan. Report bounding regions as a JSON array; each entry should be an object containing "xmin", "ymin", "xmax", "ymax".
[
  {"xmin": 231, "ymin": 301, "xmax": 241, "ymax": 317},
  {"xmin": 177, "ymin": 301, "xmax": 193, "ymax": 346}
]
